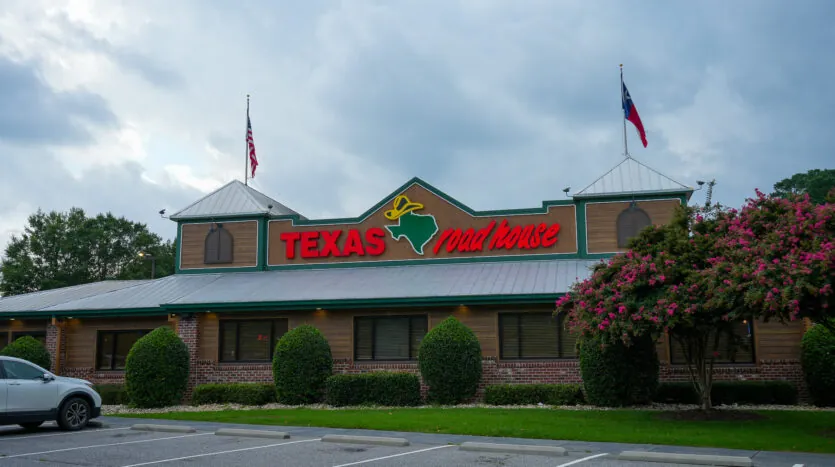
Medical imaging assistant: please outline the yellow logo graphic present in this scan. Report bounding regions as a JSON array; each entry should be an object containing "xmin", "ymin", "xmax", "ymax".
[{"xmin": 384, "ymin": 195, "xmax": 425, "ymax": 220}]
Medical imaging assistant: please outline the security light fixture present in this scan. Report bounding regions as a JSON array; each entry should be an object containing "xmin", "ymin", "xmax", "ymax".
[{"xmin": 138, "ymin": 252, "xmax": 157, "ymax": 279}]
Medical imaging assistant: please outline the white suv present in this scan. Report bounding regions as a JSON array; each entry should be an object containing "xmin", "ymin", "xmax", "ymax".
[{"xmin": 0, "ymin": 356, "xmax": 102, "ymax": 431}]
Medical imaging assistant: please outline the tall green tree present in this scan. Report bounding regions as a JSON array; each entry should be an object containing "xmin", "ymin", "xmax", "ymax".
[
  {"xmin": 773, "ymin": 168, "xmax": 835, "ymax": 204},
  {"xmin": 0, "ymin": 207, "xmax": 174, "ymax": 296}
]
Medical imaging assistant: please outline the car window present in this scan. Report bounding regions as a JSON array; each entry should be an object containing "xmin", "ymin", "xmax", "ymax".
[{"xmin": 2, "ymin": 360, "xmax": 45, "ymax": 380}]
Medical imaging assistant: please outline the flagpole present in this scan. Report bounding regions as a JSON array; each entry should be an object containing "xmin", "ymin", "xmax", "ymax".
[
  {"xmin": 620, "ymin": 64, "xmax": 629, "ymax": 159},
  {"xmin": 245, "ymin": 94, "xmax": 250, "ymax": 186}
]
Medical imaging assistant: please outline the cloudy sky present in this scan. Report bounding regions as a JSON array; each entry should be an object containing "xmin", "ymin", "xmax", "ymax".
[{"xmin": 0, "ymin": 0, "xmax": 833, "ymax": 251}]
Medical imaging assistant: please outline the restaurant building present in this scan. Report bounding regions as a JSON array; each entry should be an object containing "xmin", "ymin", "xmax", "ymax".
[{"xmin": 0, "ymin": 157, "xmax": 808, "ymax": 395}]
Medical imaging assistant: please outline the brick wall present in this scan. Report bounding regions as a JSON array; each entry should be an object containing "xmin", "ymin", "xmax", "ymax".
[
  {"xmin": 176, "ymin": 315, "xmax": 200, "ymax": 399},
  {"xmin": 62, "ymin": 357, "xmax": 806, "ymax": 403},
  {"xmin": 45, "ymin": 324, "xmax": 61, "ymax": 373}
]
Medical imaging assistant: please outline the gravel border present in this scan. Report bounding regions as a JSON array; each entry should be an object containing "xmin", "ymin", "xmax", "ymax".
[{"xmin": 102, "ymin": 402, "xmax": 835, "ymax": 415}]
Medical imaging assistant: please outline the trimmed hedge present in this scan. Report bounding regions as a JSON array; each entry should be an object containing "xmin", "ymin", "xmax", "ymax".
[
  {"xmin": 484, "ymin": 384, "xmax": 584, "ymax": 406},
  {"xmin": 579, "ymin": 334, "xmax": 659, "ymax": 407},
  {"xmin": 273, "ymin": 325, "xmax": 333, "ymax": 405},
  {"xmin": 653, "ymin": 381, "xmax": 798, "ymax": 405},
  {"xmin": 94, "ymin": 384, "xmax": 130, "ymax": 405},
  {"xmin": 125, "ymin": 326, "xmax": 190, "ymax": 408},
  {"xmin": 325, "ymin": 372, "xmax": 421, "ymax": 407},
  {"xmin": 418, "ymin": 316, "xmax": 482, "ymax": 405},
  {"xmin": 0, "ymin": 336, "xmax": 51, "ymax": 370},
  {"xmin": 191, "ymin": 383, "xmax": 277, "ymax": 406},
  {"xmin": 800, "ymin": 322, "xmax": 835, "ymax": 407}
]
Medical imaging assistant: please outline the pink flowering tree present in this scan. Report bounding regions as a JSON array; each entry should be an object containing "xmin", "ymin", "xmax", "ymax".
[{"xmin": 556, "ymin": 192, "xmax": 834, "ymax": 411}]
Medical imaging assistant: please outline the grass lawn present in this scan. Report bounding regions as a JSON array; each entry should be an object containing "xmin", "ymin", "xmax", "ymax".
[{"xmin": 115, "ymin": 408, "xmax": 835, "ymax": 453}]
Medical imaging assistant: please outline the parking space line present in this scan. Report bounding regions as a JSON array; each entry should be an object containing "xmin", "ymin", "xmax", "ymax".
[
  {"xmin": 555, "ymin": 453, "xmax": 609, "ymax": 466},
  {"xmin": 0, "ymin": 432, "xmax": 212, "ymax": 459},
  {"xmin": 792, "ymin": 464, "xmax": 804, "ymax": 467},
  {"xmin": 0, "ymin": 427, "xmax": 130, "ymax": 441},
  {"xmin": 119, "ymin": 438, "xmax": 318, "ymax": 466},
  {"xmin": 331, "ymin": 445, "xmax": 455, "ymax": 467}
]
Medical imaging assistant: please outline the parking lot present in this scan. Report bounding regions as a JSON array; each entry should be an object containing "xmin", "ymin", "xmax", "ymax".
[{"xmin": 0, "ymin": 419, "xmax": 831, "ymax": 467}]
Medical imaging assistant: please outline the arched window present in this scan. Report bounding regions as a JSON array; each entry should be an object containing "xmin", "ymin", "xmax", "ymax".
[
  {"xmin": 617, "ymin": 204, "xmax": 652, "ymax": 248},
  {"xmin": 204, "ymin": 224, "xmax": 234, "ymax": 264}
]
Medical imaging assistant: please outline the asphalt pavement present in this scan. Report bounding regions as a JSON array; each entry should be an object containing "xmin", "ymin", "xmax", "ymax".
[{"xmin": 0, "ymin": 416, "xmax": 828, "ymax": 466}]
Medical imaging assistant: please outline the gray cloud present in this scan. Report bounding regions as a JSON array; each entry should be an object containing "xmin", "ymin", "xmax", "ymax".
[{"xmin": 0, "ymin": 57, "xmax": 117, "ymax": 146}]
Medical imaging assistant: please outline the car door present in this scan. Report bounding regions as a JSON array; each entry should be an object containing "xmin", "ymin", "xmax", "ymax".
[{"xmin": 2, "ymin": 360, "xmax": 58, "ymax": 414}]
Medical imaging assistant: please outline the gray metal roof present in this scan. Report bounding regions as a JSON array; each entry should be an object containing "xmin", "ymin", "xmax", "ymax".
[
  {"xmin": 171, "ymin": 259, "xmax": 601, "ymax": 305},
  {"xmin": 574, "ymin": 157, "xmax": 693, "ymax": 198},
  {"xmin": 41, "ymin": 274, "xmax": 223, "ymax": 311},
  {"xmin": 0, "ymin": 259, "xmax": 601, "ymax": 314},
  {"xmin": 169, "ymin": 180, "xmax": 304, "ymax": 220},
  {"xmin": 0, "ymin": 280, "xmax": 150, "ymax": 313}
]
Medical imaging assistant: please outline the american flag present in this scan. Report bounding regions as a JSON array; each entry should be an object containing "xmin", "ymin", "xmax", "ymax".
[{"xmin": 246, "ymin": 115, "xmax": 259, "ymax": 178}]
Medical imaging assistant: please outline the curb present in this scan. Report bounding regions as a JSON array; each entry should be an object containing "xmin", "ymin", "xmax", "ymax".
[
  {"xmin": 215, "ymin": 428, "xmax": 290, "ymax": 439},
  {"xmin": 459, "ymin": 442, "xmax": 567, "ymax": 457},
  {"xmin": 130, "ymin": 424, "xmax": 197, "ymax": 434},
  {"xmin": 321, "ymin": 434, "xmax": 410, "ymax": 447},
  {"xmin": 617, "ymin": 451, "xmax": 753, "ymax": 466}
]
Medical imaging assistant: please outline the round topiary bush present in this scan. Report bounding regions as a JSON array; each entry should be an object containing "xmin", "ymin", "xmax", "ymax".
[
  {"xmin": 579, "ymin": 334, "xmax": 659, "ymax": 407},
  {"xmin": 272, "ymin": 325, "xmax": 333, "ymax": 404},
  {"xmin": 418, "ymin": 316, "xmax": 482, "ymax": 405},
  {"xmin": 0, "ymin": 336, "xmax": 51, "ymax": 370},
  {"xmin": 125, "ymin": 326, "xmax": 190, "ymax": 408},
  {"xmin": 800, "ymin": 322, "xmax": 835, "ymax": 407}
]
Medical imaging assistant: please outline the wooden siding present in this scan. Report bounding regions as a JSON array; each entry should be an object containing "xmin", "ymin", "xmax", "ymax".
[
  {"xmin": 63, "ymin": 317, "xmax": 171, "ymax": 368},
  {"xmin": 755, "ymin": 318, "xmax": 805, "ymax": 360},
  {"xmin": 0, "ymin": 319, "xmax": 50, "ymax": 349},
  {"xmin": 180, "ymin": 220, "xmax": 258, "ymax": 270},
  {"xmin": 197, "ymin": 305, "xmax": 552, "ymax": 362},
  {"xmin": 586, "ymin": 199, "xmax": 681, "ymax": 254}
]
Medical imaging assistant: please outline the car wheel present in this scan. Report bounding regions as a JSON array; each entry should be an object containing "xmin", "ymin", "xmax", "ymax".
[
  {"xmin": 19, "ymin": 421, "xmax": 44, "ymax": 430},
  {"xmin": 58, "ymin": 397, "xmax": 90, "ymax": 431}
]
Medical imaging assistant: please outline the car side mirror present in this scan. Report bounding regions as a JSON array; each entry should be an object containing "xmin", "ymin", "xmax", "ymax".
[{"xmin": 41, "ymin": 373, "xmax": 54, "ymax": 382}]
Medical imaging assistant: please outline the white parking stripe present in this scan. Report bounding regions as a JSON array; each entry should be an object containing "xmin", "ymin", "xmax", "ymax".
[
  {"xmin": 0, "ymin": 427, "xmax": 130, "ymax": 441},
  {"xmin": 0, "ymin": 432, "xmax": 211, "ymax": 459},
  {"xmin": 792, "ymin": 464, "xmax": 804, "ymax": 467},
  {"xmin": 331, "ymin": 445, "xmax": 455, "ymax": 467},
  {"xmin": 555, "ymin": 453, "xmax": 609, "ymax": 466},
  {"xmin": 119, "ymin": 438, "xmax": 318, "ymax": 466}
]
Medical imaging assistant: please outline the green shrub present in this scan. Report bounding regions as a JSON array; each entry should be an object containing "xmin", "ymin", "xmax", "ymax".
[
  {"xmin": 418, "ymin": 316, "xmax": 482, "ymax": 405},
  {"xmin": 0, "ymin": 336, "xmax": 51, "ymax": 370},
  {"xmin": 325, "ymin": 372, "xmax": 421, "ymax": 407},
  {"xmin": 191, "ymin": 383, "xmax": 276, "ymax": 406},
  {"xmin": 94, "ymin": 384, "xmax": 130, "ymax": 405},
  {"xmin": 273, "ymin": 325, "xmax": 333, "ymax": 405},
  {"xmin": 653, "ymin": 381, "xmax": 798, "ymax": 405},
  {"xmin": 800, "ymin": 322, "xmax": 835, "ymax": 407},
  {"xmin": 484, "ymin": 384, "xmax": 584, "ymax": 406},
  {"xmin": 125, "ymin": 326, "xmax": 190, "ymax": 408},
  {"xmin": 579, "ymin": 334, "xmax": 659, "ymax": 407}
]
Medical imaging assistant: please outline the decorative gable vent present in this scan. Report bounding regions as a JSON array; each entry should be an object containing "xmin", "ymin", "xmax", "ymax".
[
  {"xmin": 205, "ymin": 224, "xmax": 234, "ymax": 264},
  {"xmin": 616, "ymin": 204, "xmax": 652, "ymax": 248}
]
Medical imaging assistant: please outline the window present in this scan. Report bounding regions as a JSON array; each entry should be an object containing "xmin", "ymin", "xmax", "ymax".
[
  {"xmin": 669, "ymin": 321, "xmax": 755, "ymax": 364},
  {"xmin": 219, "ymin": 319, "xmax": 288, "ymax": 362},
  {"xmin": 354, "ymin": 316, "xmax": 427, "ymax": 361},
  {"xmin": 499, "ymin": 312, "xmax": 577, "ymax": 359},
  {"xmin": 0, "ymin": 333, "xmax": 8, "ymax": 352},
  {"xmin": 11, "ymin": 331, "xmax": 46, "ymax": 346},
  {"xmin": 96, "ymin": 330, "xmax": 152, "ymax": 370},
  {"xmin": 617, "ymin": 204, "xmax": 652, "ymax": 248},
  {"xmin": 204, "ymin": 224, "xmax": 234, "ymax": 264},
  {"xmin": 2, "ymin": 360, "xmax": 47, "ymax": 379}
]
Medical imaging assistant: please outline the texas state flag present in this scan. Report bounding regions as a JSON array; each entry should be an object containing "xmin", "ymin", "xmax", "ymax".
[{"xmin": 622, "ymin": 82, "xmax": 648, "ymax": 147}]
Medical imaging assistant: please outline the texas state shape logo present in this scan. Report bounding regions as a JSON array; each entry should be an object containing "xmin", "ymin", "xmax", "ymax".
[{"xmin": 383, "ymin": 195, "xmax": 439, "ymax": 255}]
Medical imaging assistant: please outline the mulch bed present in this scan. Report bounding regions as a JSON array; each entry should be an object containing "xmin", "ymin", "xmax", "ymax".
[{"xmin": 654, "ymin": 409, "xmax": 767, "ymax": 422}]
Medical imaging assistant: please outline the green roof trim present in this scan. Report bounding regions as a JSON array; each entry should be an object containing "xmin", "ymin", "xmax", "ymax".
[{"xmin": 266, "ymin": 252, "xmax": 585, "ymax": 271}]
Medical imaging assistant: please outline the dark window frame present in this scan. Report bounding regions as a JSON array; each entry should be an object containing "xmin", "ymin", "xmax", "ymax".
[
  {"xmin": 95, "ymin": 330, "xmax": 153, "ymax": 371},
  {"xmin": 204, "ymin": 223, "xmax": 234, "ymax": 264},
  {"xmin": 616, "ymin": 204, "xmax": 652, "ymax": 248},
  {"xmin": 668, "ymin": 322, "xmax": 756, "ymax": 365},
  {"xmin": 353, "ymin": 315, "xmax": 428, "ymax": 362},
  {"xmin": 218, "ymin": 319, "xmax": 288, "ymax": 363},
  {"xmin": 11, "ymin": 331, "xmax": 46, "ymax": 343},
  {"xmin": 498, "ymin": 311, "xmax": 577, "ymax": 360}
]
